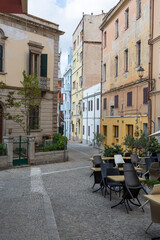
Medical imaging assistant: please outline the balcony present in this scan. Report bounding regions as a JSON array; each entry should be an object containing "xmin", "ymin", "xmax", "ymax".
[{"xmin": 39, "ymin": 77, "xmax": 50, "ymax": 91}]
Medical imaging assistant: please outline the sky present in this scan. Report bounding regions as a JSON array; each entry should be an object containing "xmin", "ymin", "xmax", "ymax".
[{"xmin": 28, "ymin": 0, "xmax": 119, "ymax": 76}]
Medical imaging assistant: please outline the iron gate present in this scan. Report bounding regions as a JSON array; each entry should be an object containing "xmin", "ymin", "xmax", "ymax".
[{"xmin": 13, "ymin": 136, "xmax": 29, "ymax": 166}]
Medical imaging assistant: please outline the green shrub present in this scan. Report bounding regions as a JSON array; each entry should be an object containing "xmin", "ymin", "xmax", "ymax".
[
  {"xmin": 146, "ymin": 179, "xmax": 160, "ymax": 187},
  {"xmin": 0, "ymin": 144, "xmax": 7, "ymax": 156},
  {"xmin": 104, "ymin": 144, "xmax": 124, "ymax": 157}
]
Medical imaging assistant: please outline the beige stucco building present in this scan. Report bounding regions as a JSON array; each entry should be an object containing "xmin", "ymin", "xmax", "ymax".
[
  {"xmin": 100, "ymin": 0, "xmax": 150, "ymax": 147},
  {"xmin": 149, "ymin": 0, "xmax": 160, "ymax": 136},
  {"xmin": 0, "ymin": 13, "xmax": 64, "ymax": 142},
  {"xmin": 71, "ymin": 13, "xmax": 104, "ymax": 142}
]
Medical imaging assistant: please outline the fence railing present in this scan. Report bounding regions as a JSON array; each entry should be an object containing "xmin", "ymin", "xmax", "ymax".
[{"xmin": 0, "ymin": 143, "xmax": 7, "ymax": 156}]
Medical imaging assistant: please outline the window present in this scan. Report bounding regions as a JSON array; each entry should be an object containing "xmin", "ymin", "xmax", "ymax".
[
  {"xmin": 83, "ymin": 125, "xmax": 85, "ymax": 135},
  {"xmin": 115, "ymin": 56, "xmax": 118, "ymax": 77},
  {"xmin": 114, "ymin": 126, "xmax": 119, "ymax": 138},
  {"xmin": 111, "ymin": 106, "xmax": 114, "ymax": 116},
  {"xmin": 80, "ymin": 52, "xmax": 83, "ymax": 62},
  {"xmin": 127, "ymin": 91, "xmax": 132, "ymax": 106},
  {"xmin": 91, "ymin": 100, "xmax": 93, "ymax": 111},
  {"xmin": 103, "ymin": 98, "xmax": 107, "ymax": 110},
  {"xmin": 115, "ymin": 19, "xmax": 119, "ymax": 39},
  {"xmin": 88, "ymin": 126, "xmax": 90, "ymax": 136},
  {"xmin": 104, "ymin": 31, "xmax": 107, "ymax": 48},
  {"xmin": 77, "ymin": 53, "xmax": 79, "ymax": 62},
  {"xmin": 88, "ymin": 101, "xmax": 90, "ymax": 111},
  {"xmin": 73, "ymin": 59, "xmax": 76, "ymax": 68},
  {"xmin": 124, "ymin": 49, "xmax": 128, "ymax": 72},
  {"xmin": 97, "ymin": 98, "xmax": 99, "ymax": 110},
  {"xmin": 104, "ymin": 63, "xmax": 106, "ymax": 81},
  {"xmin": 143, "ymin": 87, "xmax": 148, "ymax": 104},
  {"xmin": 79, "ymin": 76, "xmax": 82, "ymax": 88},
  {"xmin": 0, "ymin": 44, "xmax": 4, "ymax": 72},
  {"xmin": 143, "ymin": 123, "xmax": 147, "ymax": 135},
  {"xmin": 97, "ymin": 125, "xmax": 99, "ymax": 134},
  {"xmin": 114, "ymin": 95, "xmax": 119, "ymax": 108},
  {"xmin": 0, "ymin": 29, "xmax": 7, "ymax": 73},
  {"xmin": 125, "ymin": 8, "xmax": 129, "ymax": 30},
  {"xmin": 103, "ymin": 126, "xmax": 107, "ymax": 136},
  {"xmin": 73, "ymin": 81, "xmax": 75, "ymax": 89},
  {"xmin": 72, "ymin": 102, "xmax": 75, "ymax": 110},
  {"xmin": 72, "ymin": 124, "xmax": 74, "ymax": 133},
  {"xmin": 29, "ymin": 106, "xmax": 39, "ymax": 130},
  {"xmin": 83, "ymin": 102, "xmax": 85, "ymax": 112},
  {"xmin": 136, "ymin": 41, "xmax": 141, "ymax": 66},
  {"xmin": 73, "ymin": 40, "xmax": 76, "ymax": 51},
  {"xmin": 137, "ymin": 0, "xmax": 141, "ymax": 19},
  {"xmin": 77, "ymin": 36, "xmax": 79, "ymax": 46},
  {"xmin": 128, "ymin": 125, "xmax": 133, "ymax": 136},
  {"xmin": 80, "ymin": 30, "xmax": 83, "ymax": 42}
]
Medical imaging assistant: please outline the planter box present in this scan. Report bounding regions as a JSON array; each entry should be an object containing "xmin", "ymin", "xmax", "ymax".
[{"xmin": 33, "ymin": 150, "xmax": 68, "ymax": 165}]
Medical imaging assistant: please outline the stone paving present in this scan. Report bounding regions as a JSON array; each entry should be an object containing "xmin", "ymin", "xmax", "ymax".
[{"xmin": 0, "ymin": 142, "xmax": 160, "ymax": 240}]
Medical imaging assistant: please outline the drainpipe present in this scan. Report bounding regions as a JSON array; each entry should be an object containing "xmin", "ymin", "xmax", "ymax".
[
  {"xmin": 100, "ymin": 29, "xmax": 103, "ymax": 136},
  {"xmin": 148, "ymin": 0, "xmax": 154, "ymax": 133},
  {"xmin": 94, "ymin": 94, "xmax": 95, "ymax": 147}
]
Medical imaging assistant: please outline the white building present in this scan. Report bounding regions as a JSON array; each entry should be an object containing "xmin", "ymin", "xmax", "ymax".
[{"xmin": 82, "ymin": 83, "xmax": 101, "ymax": 145}]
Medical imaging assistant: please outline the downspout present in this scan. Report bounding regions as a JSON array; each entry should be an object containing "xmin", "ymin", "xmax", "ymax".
[
  {"xmin": 100, "ymin": 29, "xmax": 103, "ymax": 138},
  {"xmin": 148, "ymin": 0, "xmax": 154, "ymax": 133},
  {"xmin": 82, "ymin": 14, "xmax": 84, "ymax": 142}
]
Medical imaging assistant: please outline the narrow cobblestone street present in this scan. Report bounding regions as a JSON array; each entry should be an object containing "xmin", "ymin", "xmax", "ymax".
[{"xmin": 0, "ymin": 142, "xmax": 159, "ymax": 240}]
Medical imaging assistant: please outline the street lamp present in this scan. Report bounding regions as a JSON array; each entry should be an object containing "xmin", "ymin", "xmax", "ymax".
[{"xmin": 137, "ymin": 66, "xmax": 145, "ymax": 79}]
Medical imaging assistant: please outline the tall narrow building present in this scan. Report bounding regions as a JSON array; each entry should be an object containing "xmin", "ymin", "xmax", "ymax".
[
  {"xmin": 61, "ymin": 47, "xmax": 72, "ymax": 139},
  {"xmin": 100, "ymin": 0, "xmax": 150, "ymax": 146},
  {"xmin": 71, "ymin": 13, "xmax": 105, "ymax": 143}
]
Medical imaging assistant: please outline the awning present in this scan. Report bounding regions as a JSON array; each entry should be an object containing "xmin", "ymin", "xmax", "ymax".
[
  {"xmin": 0, "ymin": 0, "xmax": 28, "ymax": 14},
  {"xmin": 149, "ymin": 130, "xmax": 160, "ymax": 137}
]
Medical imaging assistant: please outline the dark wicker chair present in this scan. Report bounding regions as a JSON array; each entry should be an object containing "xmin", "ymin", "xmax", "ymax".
[
  {"xmin": 100, "ymin": 162, "xmax": 114, "ymax": 197},
  {"xmin": 123, "ymin": 163, "xmax": 147, "ymax": 213},
  {"xmin": 106, "ymin": 168, "xmax": 123, "ymax": 201}
]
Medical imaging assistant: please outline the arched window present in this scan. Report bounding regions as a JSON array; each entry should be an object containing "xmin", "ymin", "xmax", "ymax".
[{"xmin": 0, "ymin": 28, "xmax": 7, "ymax": 73}]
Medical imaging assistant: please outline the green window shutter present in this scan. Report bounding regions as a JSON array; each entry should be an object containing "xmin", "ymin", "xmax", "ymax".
[
  {"xmin": 41, "ymin": 54, "xmax": 47, "ymax": 77},
  {"xmin": 29, "ymin": 50, "xmax": 31, "ymax": 75}
]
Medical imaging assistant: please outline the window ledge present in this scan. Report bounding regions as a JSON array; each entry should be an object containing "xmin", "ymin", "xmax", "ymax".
[
  {"xmin": 0, "ymin": 72, "xmax": 7, "ymax": 75},
  {"xmin": 30, "ymin": 129, "xmax": 42, "ymax": 132}
]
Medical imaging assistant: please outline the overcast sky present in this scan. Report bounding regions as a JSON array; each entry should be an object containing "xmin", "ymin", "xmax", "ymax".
[{"xmin": 28, "ymin": 0, "xmax": 119, "ymax": 75}]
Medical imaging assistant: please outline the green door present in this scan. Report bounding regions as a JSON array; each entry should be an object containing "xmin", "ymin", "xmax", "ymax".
[{"xmin": 13, "ymin": 136, "xmax": 29, "ymax": 166}]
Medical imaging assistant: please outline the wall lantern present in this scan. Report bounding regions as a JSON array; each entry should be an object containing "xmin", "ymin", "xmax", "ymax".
[{"xmin": 137, "ymin": 66, "xmax": 145, "ymax": 79}]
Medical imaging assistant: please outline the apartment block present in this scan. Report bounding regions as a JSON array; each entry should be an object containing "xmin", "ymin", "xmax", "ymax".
[{"xmin": 100, "ymin": 0, "xmax": 150, "ymax": 146}]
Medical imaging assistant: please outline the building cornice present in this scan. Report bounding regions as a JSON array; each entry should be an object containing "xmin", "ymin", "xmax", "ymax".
[
  {"xmin": 148, "ymin": 35, "xmax": 160, "ymax": 45},
  {"xmin": 102, "ymin": 78, "xmax": 148, "ymax": 96},
  {"xmin": 100, "ymin": 0, "xmax": 129, "ymax": 30}
]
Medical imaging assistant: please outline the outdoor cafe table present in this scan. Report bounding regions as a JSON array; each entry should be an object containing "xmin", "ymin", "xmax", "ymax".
[
  {"xmin": 90, "ymin": 167, "xmax": 143, "ymax": 172},
  {"xmin": 106, "ymin": 175, "xmax": 146, "ymax": 210},
  {"xmin": 89, "ymin": 157, "xmax": 132, "ymax": 161}
]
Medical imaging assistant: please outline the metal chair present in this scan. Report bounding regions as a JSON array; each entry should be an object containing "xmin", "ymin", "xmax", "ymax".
[
  {"xmin": 131, "ymin": 154, "xmax": 139, "ymax": 166},
  {"xmin": 90, "ymin": 154, "xmax": 102, "ymax": 177},
  {"xmin": 149, "ymin": 162, "xmax": 160, "ymax": 180}
]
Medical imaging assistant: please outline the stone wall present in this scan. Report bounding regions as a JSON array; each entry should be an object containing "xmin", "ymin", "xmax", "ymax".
[
  {"xmin": 34, "ymin": 150, "xmax": 68, "ymax": 165},
  {"xmin": 0, "ymin": 156, "xmax": 9, "ymax": 169}
]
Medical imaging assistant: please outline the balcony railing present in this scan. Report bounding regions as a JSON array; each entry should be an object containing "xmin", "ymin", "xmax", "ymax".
[{"xmin": 39, "ymin": 77, "xmax": 50, "ymax": 91}]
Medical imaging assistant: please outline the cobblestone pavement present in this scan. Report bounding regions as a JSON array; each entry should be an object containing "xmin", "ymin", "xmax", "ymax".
[{"xmin": 0, "ymin": 141, "xmax": 160, "ymax": 240}]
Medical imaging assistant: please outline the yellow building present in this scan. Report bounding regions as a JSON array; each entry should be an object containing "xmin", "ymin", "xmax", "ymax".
[{"xmin": 100, "ymin": 0, "xmax": 150, "ymax": 147}]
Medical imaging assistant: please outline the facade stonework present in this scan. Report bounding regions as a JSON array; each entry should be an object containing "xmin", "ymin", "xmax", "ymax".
[{"xmin": 0, "ymin": 13, "xmax": 64, "ymax": 142}]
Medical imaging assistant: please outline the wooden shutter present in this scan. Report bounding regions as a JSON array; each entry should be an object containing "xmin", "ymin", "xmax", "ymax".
[
  {"xmin": 41, "ymin": 54, "xmax": 47, "ymax": 77},
  {"xmin": 29, "ymin": 50, "xmax": 32, "ymax": 75},
  {"xmin": 127, "ymin": 92, "xmax": 132, "ymax": 106},
  {"xmin": 114, "ymin": 95, "xmax": 119, "ymax": 108},
  {"xmin": 143, "ymin": 87, "xmax": 148, "ymax": 104},
  {"xmin": 0, "ymin": 45, "xmax": 3, "ymax": 72},
  {"xmin": 104, "ymin": 98, "xmax": 107, "ymax": 110}
]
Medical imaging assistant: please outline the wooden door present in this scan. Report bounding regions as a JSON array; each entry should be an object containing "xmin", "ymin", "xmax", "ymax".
[{"xmin": 0, "ymin": 105, "xmax": 3, "ymax": 143}]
